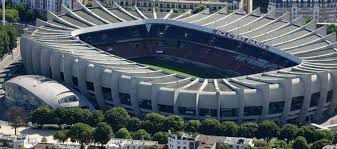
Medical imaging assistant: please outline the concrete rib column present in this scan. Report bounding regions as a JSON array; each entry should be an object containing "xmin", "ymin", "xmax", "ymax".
[
  {"xmin": 173, "ymin": 89, "xmax": 180, "ymax": 115},
  {"xmin": 280, "ymin": 79, "xmax": 293, "ymax": 124},
  {"xmin": 151, "ymin": 84, "xmax": 159, "ymax": 112},
  {"xmin": 237, "ymin": 89, "xmax": 245, "ymax": 123},
  {"xmin": 77, "ymin": 59, "xmax": 88, "ymax": 97},
  {"xmin": 131, "ymin": 77, "xmax": 140, "ymax": 116},
  {"xmin": 298, "ymin": 74, "xmax": 313, "ymax": 123},
  {"xmin": 93, "ymin": 65, "xmax": 107, "ymax": 110},
  {"xmin": 111, "ymin": 71, "xmax": 121, "ymax": 106},
  {"xmin": 195, "ymin": 91, "xmax": 200, "ymax": 119},
  {"xmin": 49, "ymin": 51, "xmax": 62, "ymax": 81},
  {"xmin": 314, "ymin": 72, "xmax": 329, "ymax": 122},
  {"xmin": 328, "ymin": 71, "xmax": 337, "ymax": 114},
  {"xmin": 25, "ymin": 39, "xmax": 34, "ymax": 74},
  {"xmin": 63, "ymin": 54, "xmax": 75, "ymax": 87},
  {"xmin": 259, "ymin": 85, "xmax": 270, "ymax": 121},
  {"xmin": 40, "ymin": 47, "xmax": 52, "ymax": 77},
  {"xmin": 20, "ymin": 37, "xmax": 28, "ymax": 67},
  {"xmin": 31, "ymin": 43, "xmax": 42, "ymax": 74},
  {"xmin": 216, "ymin": 91, "xmax": 221, "ymax": 119}
]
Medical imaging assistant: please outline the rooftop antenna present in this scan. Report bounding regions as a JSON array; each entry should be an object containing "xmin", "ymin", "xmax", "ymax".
[{"xmin": 2, "ymin": 0, "xmax": 5, "ymax": 25}]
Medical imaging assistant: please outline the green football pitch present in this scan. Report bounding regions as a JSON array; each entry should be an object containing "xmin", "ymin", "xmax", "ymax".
[{"xmin": 130, "ymin": 57, "xmax": 230, "ymax": 78}]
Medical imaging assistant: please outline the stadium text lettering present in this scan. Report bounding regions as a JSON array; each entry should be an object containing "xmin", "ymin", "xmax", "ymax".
[{"xmin": 213, "ymin": 30, "xmax": 269, "ymax": 50}]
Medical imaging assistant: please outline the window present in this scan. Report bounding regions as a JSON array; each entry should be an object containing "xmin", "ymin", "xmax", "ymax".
[
  {"xmin": 178, "ymin": 107, "xmax": 195, "ymax": 115},
  {"xmin": 310, "ymin": 92, "xmax": 320, "ymax": 107},
  {"xmin": 244, "ymin": 106, "xmax": 262, "ymax": 116},
  {"xmin": 291, "ymin": 96, "xmax": 304, "ymax": 111},
  {"xmin": 139, "ymin": 99, "xmax": 152, "ymax": 110},
  {"xmin": 102, "ymin": 87, "xmax": 112, "ymax": 101},
  {"xmin": 269, "ymin": 101, "xmax": 285, "ymax": 114},
  {"xmin": 60, "ymin": 72, "xmax": 64, "ymax": 81},
  {"xmin": 86, "ymin": 81, "xmax": 95, "ymax": 91},
  {"xmin": 199, "ymin": 108, "xmax": 217, "ymax": 117},
  {"xmin": 119, "ymin": 93, "xmax": 131, "ymax": 106},
  {"xmin": 158, "ymin": 104, "xmax": 173, "ymax": 113},
  {"xmin": 327, "ymin": 90, "xmax": 333, "ymax": 102},
  {"xmin": 72, "ymin": 77, "xmax": 78, "ymax": 86},
  {"xmin": 221, "ymin": 108, "xmax": 238, "ymax": 117}
]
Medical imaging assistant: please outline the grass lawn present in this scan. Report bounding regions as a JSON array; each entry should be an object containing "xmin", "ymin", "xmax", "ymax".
[{"xmin": 130, "ymin": 57, "xmax": 230, "ymax": 78}]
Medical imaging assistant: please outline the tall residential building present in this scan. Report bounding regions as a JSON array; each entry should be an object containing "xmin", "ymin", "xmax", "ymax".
[
  {"xmin": 107, "ymin": 0, "xmax": 239, "ymax": 12},
  {"xmin": 10, "ymin": 0, "xmax": 75, "ymax": 12},
  {"xmin": 240, "ymin": 0, "xmax": 252, "ymax": 13},
  {"xmin": 268, "ymin": 0, "xmax": 337, "ymax": 23}
]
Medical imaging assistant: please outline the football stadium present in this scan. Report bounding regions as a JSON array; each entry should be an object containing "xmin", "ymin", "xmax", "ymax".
[{"xmin": 21, "ymin": 0, "xmax": 337, "ymax": 123}]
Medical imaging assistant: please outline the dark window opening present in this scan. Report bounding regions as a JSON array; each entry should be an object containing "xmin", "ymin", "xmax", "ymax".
[
  {"xmin": 60, "ymin": 72, "xmax": 64, "ymax": 81},
  {"xmin": 102, "ymin": 87, "xmax": 112, "ymax": 101},
  {"xmin": 119, "ymin": 93, "xmax": 131, "ymax": 106},
  {"xmin": 221, "ymin": 108, "xmax": 238, "ymax": 117},
  {"xmin": 269, "ymin": 101, "xmax": 284, "ymax": 114},
  {"xmin": 291, "ymin": 96, "xmax": 304, "ymax": 111},
  {"xmin": 244, "ymin": 106, "xmax": 262, "ymax": 116},
  {"xmin": 310, "ymin": 92, "xmax": 320, "ymax": 107},
  {"xmin": 199, "ymin": 108, "xmax": 217, "ymax": 117},
  {"xmin": 72, "ymin": 77, "xmax": 78, "ymax": 86},
  {"xmin": 158, "ymin": 104, "xmax": 173, "ymax": 113},
  {"xmin": 86, "ymin": 81, "xmax": 95, "ymax": 91},
  {"xmin": 139, "ymin": 99, "xmax": 152, "ymax": 110},
  {"xmin": 178, "ymin": 107, "xmax": 195, "ymax": 115},
  {"xmin": 327, "ymin": 90, "xmax": 333, "ymax": 102}
]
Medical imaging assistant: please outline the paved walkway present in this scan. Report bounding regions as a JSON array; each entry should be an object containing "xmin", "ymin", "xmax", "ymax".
[{"xmin": 0, "ymin": 40, "xmax": 23, "ymax": 95}]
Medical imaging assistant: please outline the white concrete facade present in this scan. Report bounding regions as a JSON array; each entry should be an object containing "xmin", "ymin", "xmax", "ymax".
[{"xmin": 20, "ymin": 1, "xmax": 337, "ymax": 124}]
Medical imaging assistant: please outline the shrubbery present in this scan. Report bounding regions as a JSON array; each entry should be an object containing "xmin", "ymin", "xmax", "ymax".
[{"xmin": 33, "ymin": 106, "xmax": 337, "ymax": 147}]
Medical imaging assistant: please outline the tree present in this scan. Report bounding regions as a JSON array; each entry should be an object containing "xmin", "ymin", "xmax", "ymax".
[
  {"xmin": 0, "ymin": 9, "xmax": 19, "ymax": 23},
  {"xmin": 314, "ymin": 129, "xmax": 334, "ymax": 142},
  {"xmin": 127, "ymin": 117, "xmax": 142, "ymax": 131},
  {"xmin": 115, "ymin": 128, "xmax": 131, "ymax": 139},
  {"xmin": 41, "ymin": 137, "xmax": 47, "ymax": 143},
  {"xmin": 185, "ymin": 120, "xmax": 201, "ymax": 132},
  {"xmin": 253, "ymin": 140, "xmax": 271, "ymax": 149},
  {"xmin": 256, "ymin": 120, "xmax": 279, "ymax": 142},
  {"xmin": 6, "ymin": 106, "xmax": 27, "ymax": 135},
  {"xmin": 327, "ymin": 24, "xmax": 337, "ymax": 34},
  {"xmin": 192, "ymin": 4, "xmax": 206, "ymax": 14},
  {"xmin": 311, "ymin": 139, "xmax": 332, "ymax": 149},
  {"xmin": 271, "ymin": 140, "xmax": 289, "ymax": 148},
  {"xmin": 90, "ymin": 110, "xmax": 104, "ymax": 126},
  {"xmin": 93, "ymin": 122, "xmax": 113, "ymax": 146},
  {"xmin": 132, "ymin": 129, "xmax": 151, "ymax": 140},
  {"xmin": 53, "ymin": 130, "xmax": 68, "ymax": 144},
  {"xmin": 142, "ymin": 113, "xmax": 166, "ymax": 134},
  {"xmin": 30, "ymin": 106, "xmax": 54, "ymax": 125},
  {"xmin": 292, "ymin": 136, "xmax": 310, "ymax": 149},
  {"xmin": 199, "ymin": 118, "xmax": 221, "ymax": 135},
  {"xmin": 63, "ymin": 107, "xmax": 93, "ymax": 125},
  {"xmin": 52, "ymin": 107, "xmax": 69, "ymax": 125},
  {"xmin": 104, "ymin": 107, "xmax": 131, "ymax": 131},
  {"xmin": 152, "ymin": 132, "xmax": 169, "ymax": 144},
  {"xmin": 239, "ymin": 122, "xmax": 258, "ymax": 138},
  {"xmin": 297, "ymin": 126, "xmax": 317, "ymax": 143},
  {"xmin": 163, "ymin": 115, "xmax": 184, "ymax": 132},
  {"xmin": 221, "ymin": 121, "xmax": 239, "ymax": 137},
  {"xmin": 279, "ymin": 123, "xmax": 298, "ymax": 142},
  {"xmin": 67, "ymin": 123, "xmax": 94, "ymax": 145}
]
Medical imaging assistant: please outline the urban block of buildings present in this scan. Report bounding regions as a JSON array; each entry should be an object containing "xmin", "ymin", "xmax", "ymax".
[
  {"xmin": 168, "ymin": 133, "xmax": 254, "ymax": 149},
  {"xmin": 268, "ymin": 0, "xmax": 337, "ymax": 23}
]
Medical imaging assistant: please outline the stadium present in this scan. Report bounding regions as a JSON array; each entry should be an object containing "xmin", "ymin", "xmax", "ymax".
[{"xmin": 21, "ymin": 0, "xmax": 337, "ymax": 124}]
